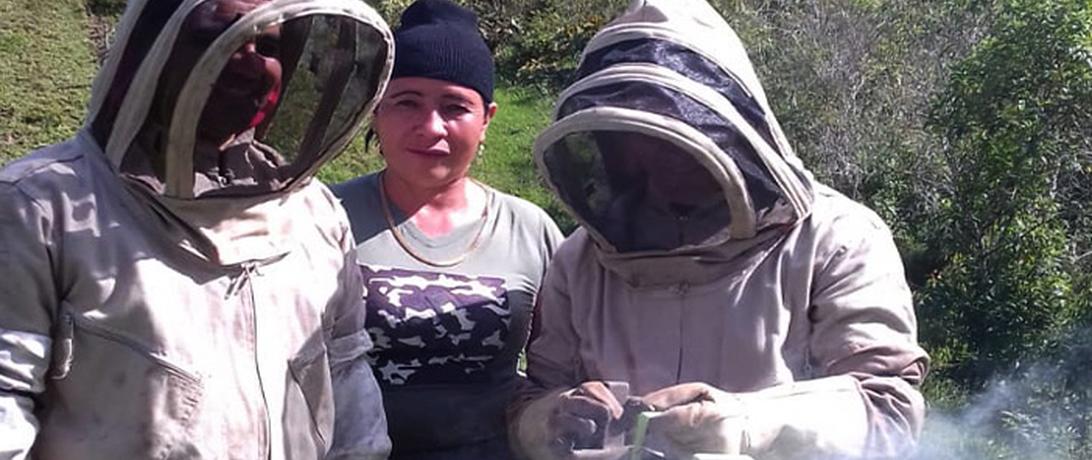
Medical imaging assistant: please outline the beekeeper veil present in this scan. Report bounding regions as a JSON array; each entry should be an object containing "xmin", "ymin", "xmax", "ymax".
[
  {"xmin": 77, "ymin": 0, "xmax": 391, "ymax": 265},
  {"xmin": 534, "ymin": 0, "xmax": 815, "ymax": 256},
  {"xmin": 87, "ymin": 0, "xmax": 392, "ymax": 201}
]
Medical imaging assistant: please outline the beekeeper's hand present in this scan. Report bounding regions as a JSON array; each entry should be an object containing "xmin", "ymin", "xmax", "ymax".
[
  {"xmin": 547, "ymin": 381, "xmax": 626, "ymax": 455},
  {"xmin": 641, "ymin": 382, "xmax": 749, "ymax": 456}
]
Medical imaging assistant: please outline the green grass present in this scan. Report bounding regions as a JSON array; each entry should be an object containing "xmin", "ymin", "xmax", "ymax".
[{"xmin": 0, "ymin": 0, "xmax": 98, "ymax": 163}]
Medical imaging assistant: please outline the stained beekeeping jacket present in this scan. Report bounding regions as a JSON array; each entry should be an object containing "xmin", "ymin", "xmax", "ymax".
[
  {"xmin": 0, "ymin": 0, "xmax": 394, "ymax": 458},
  {"xmin": 512, "ymin": 0, "xmax": 928, "ymax": 458}
]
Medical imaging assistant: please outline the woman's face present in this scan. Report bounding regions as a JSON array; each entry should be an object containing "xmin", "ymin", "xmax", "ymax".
[{"xmin": 374, "ymin": 77, "xmax": 496, "ymax": 190}]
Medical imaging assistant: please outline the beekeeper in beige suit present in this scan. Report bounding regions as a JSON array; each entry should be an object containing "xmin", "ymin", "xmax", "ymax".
[
  {"xmin": 511, "ymin": 0, "xmax": 928, "ymax": 459},
  {"xmin": 0, "ymin": 0, "xmax": 395, "ymax": 458}
]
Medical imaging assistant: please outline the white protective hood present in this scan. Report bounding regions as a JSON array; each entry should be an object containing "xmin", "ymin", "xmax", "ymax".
[
  {"xmin": 84, "ymin": 0, "xmax": 393, "ymax": 265},
  {"xmin": 535, "ymin": 0, "xmax": 816, "ymax": 266}
]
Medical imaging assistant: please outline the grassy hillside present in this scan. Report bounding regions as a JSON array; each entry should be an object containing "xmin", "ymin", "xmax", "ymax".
[{"xmin": 0, "ymin": 0, "xmax": 97, "ymax": 162}]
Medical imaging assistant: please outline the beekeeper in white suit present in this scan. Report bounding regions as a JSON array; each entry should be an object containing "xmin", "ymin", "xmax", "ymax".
[
  {"xmin": 511, "ymin": 0, "xmax": 928, "ymax": 459},
  {"xmin": 0, "ymin": 0, "xmax": 394, "ymax": 458}
]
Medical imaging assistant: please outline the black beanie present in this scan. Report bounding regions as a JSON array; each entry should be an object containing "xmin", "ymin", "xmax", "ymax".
[{"xmin": 392, "ymin": 0, "xmax": 495, "ymax": 104}]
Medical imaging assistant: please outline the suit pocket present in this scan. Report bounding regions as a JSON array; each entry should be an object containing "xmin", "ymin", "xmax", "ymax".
[
  {"xmin": 38, "ymin": 308, "xmax": 204, "ymax": 460},
  {"xmin": 285, "ymin": 333, "xmax": 335, "ymax": 458}
]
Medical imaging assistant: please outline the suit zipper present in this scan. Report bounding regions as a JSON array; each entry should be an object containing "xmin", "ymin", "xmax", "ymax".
[
  {"xmin": 235, "ymin": 263, "xmax": 272, "ymax": 459},
  {"xmin": 674, "ymin": 282, "xmax": 690, "ymax": 382}
]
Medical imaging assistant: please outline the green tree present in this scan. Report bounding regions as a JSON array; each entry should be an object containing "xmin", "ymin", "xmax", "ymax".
[{"xmin": 920, "ymin": 0, "xmax": 1092, "ymax": 391}]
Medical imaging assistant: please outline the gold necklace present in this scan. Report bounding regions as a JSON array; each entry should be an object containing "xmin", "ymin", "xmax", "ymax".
[{"xmin": 378, "ymin": 171, "xmax": 490, "ymax": 268}]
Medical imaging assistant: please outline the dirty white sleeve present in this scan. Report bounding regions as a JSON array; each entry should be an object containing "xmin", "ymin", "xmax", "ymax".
[
  {"xmin": 804, "ymin": 210, "xmax": 928, "ymax": 459},
  {"xmin": 325, "ymin": 250, "xmax": 391, "ymax": 460},
  {"xmin": 0, "ymin": 329, "xmax": 50, "ymax": 460},
  {"xmin": 326, "ymin": 329, "xmax": 390, "ymax": 460},
  {"xmin": 1, "ymin": 183, "xmax": 59, "ymax": 459},
  {"xmin": 512, "ymin": 388, "xmax": 569, "ymax": 460},
  {"xmin": 511, "ymin": 245, "xmax": 584, "ymax": 460},
  {"xmin": 739, "ymin": 375, "xmax": 870, "ymax": 459}
]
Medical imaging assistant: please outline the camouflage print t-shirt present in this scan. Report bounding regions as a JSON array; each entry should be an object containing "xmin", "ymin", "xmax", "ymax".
[{"xmin": 331, "ymin": 172, "xmax": 563, "ymax": 458}]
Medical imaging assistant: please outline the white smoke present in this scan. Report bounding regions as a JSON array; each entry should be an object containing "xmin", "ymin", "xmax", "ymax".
[{"xmin": 911, "ymin": 327, "xmax": 1092, "ymax": 459}]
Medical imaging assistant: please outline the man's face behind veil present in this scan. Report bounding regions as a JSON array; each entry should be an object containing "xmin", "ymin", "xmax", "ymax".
[
  {"xmin": 158, "ymin": 0, "xmax": 285, "ymax": 146},
  {"xmin": 597, "ymin": 131, "xmax": 722, "ymax": 211}
]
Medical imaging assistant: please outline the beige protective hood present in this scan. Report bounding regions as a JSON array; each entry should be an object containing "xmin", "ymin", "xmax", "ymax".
[
  {"xmin": 534, "ymin": 0, "xmax": 816, "ymax": 275},
  {"xmin": 83, "ymin": 0, "xmax": 393, "ymax": 265}
]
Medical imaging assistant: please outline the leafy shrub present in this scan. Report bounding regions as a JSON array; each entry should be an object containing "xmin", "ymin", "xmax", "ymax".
[
  {"xmin": 919, "ymin": 0, "xmax": 1092, "ymax": 389},
  {"xmin": 488, "ymin": 2, "xmax": 612, "ymax": 91}
]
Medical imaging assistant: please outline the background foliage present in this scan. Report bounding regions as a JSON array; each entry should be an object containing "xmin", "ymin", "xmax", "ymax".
[{"xmin": 1, "ymin": 0, "xmax": 1090, "ymax": 457}]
